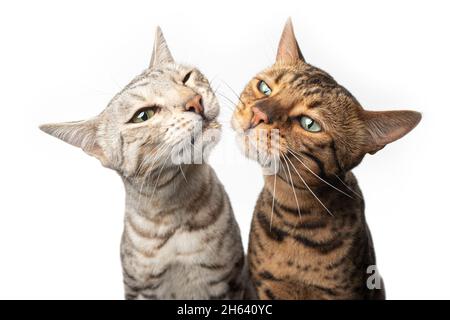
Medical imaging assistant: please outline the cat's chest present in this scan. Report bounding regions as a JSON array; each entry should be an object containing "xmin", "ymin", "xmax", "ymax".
[
  {"xmin": 123, "ymin": 212, "xmax": 212, "ymax": 266},
  {"xmin": 155, "ymin": 229, "xmax": 208, "ymax": 261},
  {"xmin": 122, "ymin": 218, "xmax": 215, "ymax": 299}
]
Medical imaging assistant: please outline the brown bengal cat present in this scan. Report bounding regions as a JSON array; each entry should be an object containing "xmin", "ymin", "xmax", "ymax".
[{"xmin": 232, "ymin": 19, "xmax": 421, "ymax": 300}]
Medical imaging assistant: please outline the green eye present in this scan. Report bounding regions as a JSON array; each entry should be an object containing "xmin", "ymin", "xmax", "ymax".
[
  {"xmin": 258, "ymin": 80, "xmax": 272, "ymax": 96},
  {"xmin": 131, "ymin": 108, "xmax": 156, "ymax": 123},
  {"xmin": 299, "ymin": 116, "xmax": 321, "ymax": 132}
]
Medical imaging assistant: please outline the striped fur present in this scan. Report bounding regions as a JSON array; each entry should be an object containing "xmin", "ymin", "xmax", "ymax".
[
  {"xmin": 232, "ymin": 19, "xmax": 421, "ymax": 300},
  {"xmin": 121, "ymin": 164, "xmax": 247, "ymax": 299},
  {"xmin": 40, "ymin": 27, "xmax": 249, "ymax": 299}
]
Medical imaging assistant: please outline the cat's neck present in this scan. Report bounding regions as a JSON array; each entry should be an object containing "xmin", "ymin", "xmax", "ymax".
[
  {"xmin": 263, "ymin": 171, "xmax": 358, "ymax": 216},
  {"xmin": 122, "ymin": 164, "xmax": 210, "ymax": 219}
]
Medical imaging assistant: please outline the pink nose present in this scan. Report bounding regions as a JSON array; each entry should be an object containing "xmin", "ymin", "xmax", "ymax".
[
  {"xmin": 185, "ymin": 95, "xmax": 204, "ymax": 115},
  {"xmin": 251, "ymin": 107, "xmax": 269, "ymax": 128}
]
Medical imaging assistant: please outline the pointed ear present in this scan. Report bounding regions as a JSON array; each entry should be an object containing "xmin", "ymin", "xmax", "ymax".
[
  {"xmin": 149, "ymin": 26, "xmax": 174, "ymax": 68},
  {"xmin": 363, "ymin": 110, "xmax": 422, "ymax": 155},
  {"xmin": 276, "ymin": 18, "xmax": 305, "ymax": 64},
  {"xmin": 39, "ymin": 119, "xmax": 107, "ymax": 165}
]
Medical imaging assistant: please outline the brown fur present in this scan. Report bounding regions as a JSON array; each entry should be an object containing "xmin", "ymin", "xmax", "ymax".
[{"xmin": 232, "ymin": 19, "xmax": 421, "ymax": 300}]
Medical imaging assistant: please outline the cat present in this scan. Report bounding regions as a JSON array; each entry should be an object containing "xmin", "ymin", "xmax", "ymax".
[
  {"xmin": 231, "ymin": 19, "xmax": 421, "ymax": 300},
  {"xmin": 40, "ymin": 27, "xmax": 249, "ymax": 300}
]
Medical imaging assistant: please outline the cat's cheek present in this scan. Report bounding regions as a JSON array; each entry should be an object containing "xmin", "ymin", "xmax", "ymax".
[
  {"xmin": 201, "ymin": 128, "xmax": 221, "ymax": 159},
  {"xmin": 204, "ymin": 105, "xmax": 220, "ymax": 122},
  {"xmin": 231, "ymin": 111, "xmax": 252, "ymax": 133},
  {"xmin": 120, "ymin": 146, "xmax": 144, "ymax": 177},
  {"xmin": 231, "ymin": 116, "xmax": 242, "ymax": 133},
  {"xmin": 199, "ymin": 90, "xmax": 219, "ymax": 119}
]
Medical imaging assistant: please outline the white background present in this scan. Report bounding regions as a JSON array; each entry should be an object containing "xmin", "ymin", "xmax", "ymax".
[{"xmin": 0, "ymin": 0, "xmax": 449, "ymax": 299}]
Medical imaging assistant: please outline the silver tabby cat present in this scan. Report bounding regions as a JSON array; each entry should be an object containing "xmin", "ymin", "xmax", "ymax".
[{"xmin": 40, "ymin": 27, "xmax": 248, "ymax": 300}]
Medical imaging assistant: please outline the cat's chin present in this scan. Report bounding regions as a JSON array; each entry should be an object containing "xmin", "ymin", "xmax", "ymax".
[
  {"xmin": 234, "ymin": 133, "xmax": 279, "ymax": 173},
  {"xmin": 168, "ymin": 125, "xmax": 221, "ymax": 166},
  {"xmin": 202, "ymin": 119, "xmax": 221, "ymax": 131}
]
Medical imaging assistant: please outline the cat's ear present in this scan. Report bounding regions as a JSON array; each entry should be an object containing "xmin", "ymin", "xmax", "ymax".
[
  {"xmin": 39, "ymin": 119, "xmax": 108, "ymax": 165},
  {"xmin": 362, "ymin": 110, "xmax": 422, "ymax": 155},
  {"xmin": 276, "ymin": 18, "xmax": 305, "ymax": 64},
  {"xmin": 149, "ymin": 26, "xmax": 174, "ymax": 68}
]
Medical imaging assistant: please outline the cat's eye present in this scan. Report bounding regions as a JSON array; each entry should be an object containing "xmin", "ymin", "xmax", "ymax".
[
  {"xmin": 182, "ymin": 71, "xmax": 193, "ymax": 84},
  {"xmin": 130, "ymin": 107, "xmax": 157, "ymax": 123},
  {"xmin": 299, "ymin": 116, "xmax": 321, "ymax": 132},
  {"xmin": 257, "ymin": 80, "xmax": 272, "ymax": 96}
]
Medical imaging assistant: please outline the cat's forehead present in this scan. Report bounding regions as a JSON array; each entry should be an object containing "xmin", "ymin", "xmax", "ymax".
[
  {"xmin": 106, "ymin": 63, "xmax": 195, "ymax": 112},
  {"xmin": 131, "ymin": 63, "xmax": 192, "ymax": 86},
  {"xmin": 261, "ymin": 63, "xmax": 332, "ymax": 83},
  {"xmin": 247, "ymin": 63, "xmax": 360, "ymax": 118},
  {"xmin": 256, "ymin": 63, "xmax": 354, "ymax": 105},
  {"xmin": 148, "ymin": 63, "xmax": 193, "ymax": 77}
]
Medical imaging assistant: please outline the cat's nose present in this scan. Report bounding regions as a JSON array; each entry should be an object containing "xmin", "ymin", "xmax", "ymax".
[
  {"xmin": 251, "ymin": 107, "xmax": 269, "ymax": 128},
  {"xmin": 185, "ymin": 95, "xmax": 204, "ymax": 115}
]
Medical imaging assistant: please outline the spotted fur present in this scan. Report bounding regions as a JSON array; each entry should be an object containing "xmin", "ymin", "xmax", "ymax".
[{"xmin": 232, "ymin": 19, "xmax": 421, "ymax": 300}]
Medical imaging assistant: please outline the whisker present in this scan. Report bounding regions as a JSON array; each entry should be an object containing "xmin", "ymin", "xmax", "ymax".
[
  {"xmin": 284, "ymin": 155, "xmax": 334, "ymax": 217},
  {"xmin": 286, "ymin": 148, "xmax": 354, "ymax": 199},
  {"xmin": 219, "ymin": 79, "xmax": 245, "ymax": 106},
  {"xmin": 280, "ymin": 154, "xmax": 301, "ymax": 218},
  {"xmin": 209, "ymin": 74, "xmax": 219, "ymax": 87},
  {"xmin": 179, "ymin": 165, "xmax": 188, "ymax": 183},
  {"xmin": 134, "ymin": 142, "xmax": 160, "ymax": 177},
  {"xmin": 139, "ymin": 142, "xmax": 172, "ymax": 178},
  {"xmin": 140, "ymin": 131, "xmax": 170, "ymax": 149},
  {"xmin": 135, "ymin": 143, "xmax": 172, "ymax": 210},
  {"xmin": 334, "ymin": 174, "xmax": 363, "ymax": 199},
  {"xmin": 215, "ymin": 95, "xmax": 237, "ymax": 111},
  {"xmin": 270, "ymin": 160, "xmax": 278, "ymax": 230},
  {"xmin": 212, "ymin": 82, "xmax": 221, "ymax": 95},
  {"xmin": 135, "ymin": 141, "xmax": 168, "ymax": 177},
  {"xmin": 149, "ymin": 146, "xmax": 174, "ymax": 203},
  {"xmin": 216, "ymin": 92, "xmax": 238, "ymax": 113}
]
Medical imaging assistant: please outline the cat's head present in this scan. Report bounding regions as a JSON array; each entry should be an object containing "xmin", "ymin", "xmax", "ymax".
[
  {"xmin": 40, "ymin": 27, "xmax": 220, "ymax": 177},
  {"xmin": 232, "ymin": 19, "xmax": 421, "ymax": 183}
]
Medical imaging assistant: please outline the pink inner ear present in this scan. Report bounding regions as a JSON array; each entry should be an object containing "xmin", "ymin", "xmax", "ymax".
[
  {"xmin": 363, "ymin": 110, "xmax": 422, "ymax": 153},
  {"xmin": 276, "ymin": 18, "xmax": 305, "ymax": 64}
]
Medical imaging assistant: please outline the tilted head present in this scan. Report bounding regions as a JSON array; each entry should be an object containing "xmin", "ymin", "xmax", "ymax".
[
  {"xmin": 232, "ymin": 18, "xmax": 421, "ymax": 183},
  {"xmin": 40, "ymin": 27, "xmax": 220, "ymax": 177}
]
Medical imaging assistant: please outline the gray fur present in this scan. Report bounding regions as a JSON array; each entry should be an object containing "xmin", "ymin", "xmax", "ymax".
[{"xmin": 40, "ymin": 27, "xmax": 249, "ymax": 300}]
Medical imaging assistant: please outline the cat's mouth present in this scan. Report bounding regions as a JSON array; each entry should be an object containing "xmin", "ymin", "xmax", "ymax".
[
  {"xmin": 233, "ymin": 126, "xmax": 282, "ymax": 174},
  {"xmin": 202, "ymin": 118, "xmax": 221, "ymax": 131},
  {"xmin": 170, "ymin": 117, "xmax": 220, "ymax": 165},
  {"xmin": 183, "ymin": 117, "xmax": 221, "ymax": 147}
]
